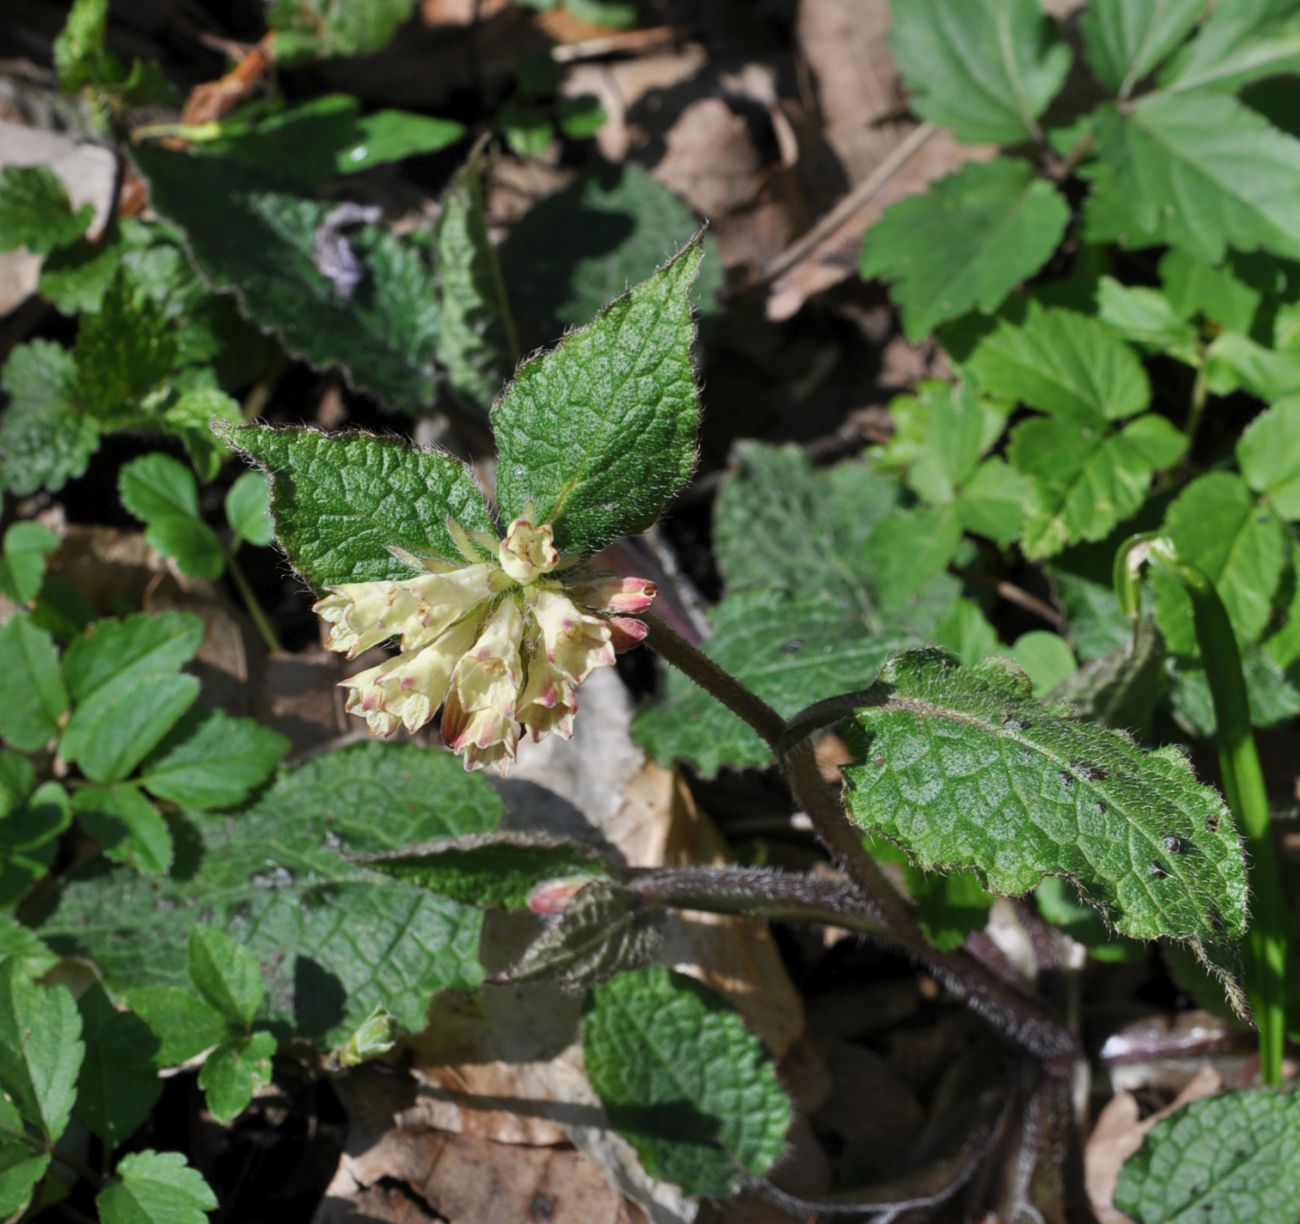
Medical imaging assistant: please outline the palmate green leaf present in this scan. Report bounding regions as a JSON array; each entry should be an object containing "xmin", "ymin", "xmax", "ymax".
[
  {"xmin": 861, "ymin": 158, "xmax": 1070, "ymax": 341},
  {"xmin": 500, "ymin": 163, "xmax": 720, "ymax": 344},
  {"xmin": 1158, "ymin": 249, "xmax": 1264, "ymax": 333},
  {"xmin": 1009, "ymin": 413, "xmax": 1187, "ymax": 558},
  {"xmin": 224, "ymin": 471, "xmax": 274, "ymax": 547},
  {"xmin": 1082, "ymin": 92, "xmax": 1300, "ymax": 262},
  {"xmin": 60, "ymin": 611, "xmax": 205, "ymax": 783},
  {"xmin": 220, "ymin": 425, "xmax": 495, "ymax": 589},
  {"xmin": 137, "ymin": 709, "xmax": 287, "ymax": 809},
  {"xmin": 888, "ymin": 0, "xmax": 1071, "ymax": 144},
  {"xmin": 633, "ymin": 591, "xmax": 913, "ymax": 776},
  {"xmin": 1153, "ymin": 472, "xmax": 1286, "ymax": 655},
  {"xmin": 1159, "ymin": 0, "xmax": 1300, "ymax": 96},
  {"xmin": 435, "ymin": 146, "xmax": 516, "ymax": 416},
  {"xmin": 842, "ymin": 650, "xmax": 1249, "ymax": 1005},
  {"xmin": 137, "ymin": 146, "xmax": 440, "ymax": 411},
  {"xmin": 1203, "ymin": 331, "xmax": 1300, "ymax": 400},
  {"xmin": 584, "ymin": 966, "xmax": 790, "ymax": 1198},
  {"xmin": 75, "ymin": 983, "xmax": 161, "ymax": 1148},
  {"xmin": 0, "ymin": 522, "xmax": 60, "ymax": 605},
  {"xmin": 0, "ymin": 340, "xmax": 100, "ymax": 496},
  {"xmin": 0, "ymin": 614, "xmax": 68, "ymax": 751},
  {"xmin": 119, "ymin": 454, "xmax": 225, "ymax": 581},
  {"xmin": 1117, "ymin": 1088, "xmax": 1300, "ymax": 1224},
  {"xmin": 198, "ymin": 1031, "xmax": 276, "ymax": 1124},
  {"xmin": 39, "ymin": 742, "xmax": 500, "ymax": 1045},
  {"xmin": 1238, "ymin": 396, "xmax": 1300, "ymax": 518},
  {"xmin": 96, "ymin": 1150, "xmax": 217, "ymax": 1224},
  {"xmin": 950, "ymin": 301, "xmax": 1151, "ymax": 422},
  {"xmin": 73, "ymin": 785, "xmax": 173, "ymax": 875},
  {"xmin": 1080, "ymin": 0, "xmax": 1203, "ymax": 95},
  {"xmin": 0, "ymin": 166, "xmax": 92, "ymax": 254},
  {"xmin": 493, "ymin": 239, "xmax": 702, "ymax": 557},
  {"xmin": 265, "ymin": 0, "xmax": 418, "ymax": 62}
]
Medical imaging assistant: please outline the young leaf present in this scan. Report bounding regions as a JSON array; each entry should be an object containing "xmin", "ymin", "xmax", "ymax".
[
  {"xmin": 864, "ymin": 505, "xmax": 965, "ymax": 614},
  {"xmin": 1153, "ymin": 472, "xmax": 1286, "ymax": 654},
  {"xmin": 1159, "ymin": 3, "xmax": 1300, "ymax": 95},
  {"xmin": 136, "ymin": 709, "xmax": 288, "ymax": 810},
  {"xmin": 60, "ymin": 611, "xmax": 204, "ymax": 783},
  {"xmin": 0, "ymin": 915, "xmax": 58, "ymax": 980},
  {"xmin": 842, "ymin": 650, "xmax": 1249, "ymax": 1003},
  {"xmin": 500, "ymin": 163, "xmax": 720, "ymax": 341},
  {"xmin": 188, "ymin": 926, "xmax": 264, "ymax": 1029},
  {"xmin": 53, "ymin": 0, "xmax": 119, "ymax": 92},
  {"xmin": 1053, "ymin": 618, "xmax": 1169, "ymax": 731},
  {"xmin": 888, "ymin": 0, "xmax": 1071, "ymax": 144},
  {"xmin": 73, "ymin": 785, "xmax": 173, "ymax": 875},
  {"xmin": 1116, "ymin": 1089, "xmax": 1300, "ymax": 1223},
  {"xmin": 163, "ymin": 386, "xmax": 241, "ymax": 484},
  {"xmin": 0, "ymin": 340, "xmax": 100, "ymax": 496},
  {"xmin": 1009, "ymin": 413, "xmax": 1188, "ymax": 558},
  {"xmin": 951, "ymin": 302, "xmax": 1151, "ymax": 422},
  {"xmin": 137, "ymin": 147, "xmax": 440, "ymax": 411},
  {"xmin": 96, "ymin": 1150, "xmax": 217, "ymax": 1224},
  {"xmin": 862, "ymin": 158, "xmax": 1070, "ymax": 341},
  {"xmin": 128, "ymin": 988, "xmax": 227, "ymax": 1067},
  {"xmin": 219, "ymin": 426, "xmax": 494, "ymax": 589},
  {"xmin": 435, "ymin": 147, "xmax": 516, "ymax": 415},
  {"xmin": 75, "ymin": 983, "xmax": 161, "ymax": 1148},
  {"xmin": 1079, "ymin": 0, "xmax": 1204, "ymax": 95},
  {"xmin": 635, "ymin": 590, "xmax": 914, "ymax": 776},
  {"xmin": 492, "ymin": 238, "xmax": 702, "ymax": 557},
  {"xmin": 40, "ymin": 743, "xmax": 499, "ymax": 1045},
  {"xmin": 583, "ymin": 967, "xmax": 791, "ymax": 1197},
  {"xmin": 224, "ymin": 471, "xmax": 274, "ymax": 548},
  {"xmin": 1238, "ymin": 396, "xmax": 1300, "ymax": 518},
  {"xmin": 0, "ymin": 614, "xmax": 68, "ymax": 751},
  {"xmin": 0, "ymin": 522, "xmax": 60, "ymax": 605},
  {"xmin": 118, "ymin": 453, "xmax": 225, "ymax": 581},
  {"xmin": 1082, "ymin": 93, "xmax": 1300, "ymax": 262},
  {"xmin": 0, "ymin": 166, "xmax": 92, "ymax": 254},
  {"xmin": 198, "ymin": 1031, "xmax": 276, "ymax": 1124},
  {"xmin": 1096, "ymin": 278, "xmax": 1199, "ymax": 359}
]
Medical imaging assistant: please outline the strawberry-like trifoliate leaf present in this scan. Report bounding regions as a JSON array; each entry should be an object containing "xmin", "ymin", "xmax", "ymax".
[
  {"xmin": 0, "ymin": 614, "xmax": 67, "ymax": 752},
  {"xmin": 861, "ymin": 158, "xmax": 1070, "ymax": 341},
  {"xmin": 1082, "ymin": 92, "xmax": 1300, "ymax": 262},
  {"xmin": 1159, "ymin": 3, "xmax": 1300, "ymax": 96},
  {"xmin": 492, "ymin": 238, "xmax": 702, "ymax": 557},
  {"xmin": 842, "ymin": 650, "xmax": 1249, "ymax": 1010},
  {"xmin": 198, "ymin": 1031, "xmax": 276, "ymax": 1124},
  {"xmin": 118, "ymin": 453, "xmax": 225, "ymax": 581},
  {"xmin": 96, "ymin": 1150, "xmax": 217, "ymax": 1224},
  {"xmin": 219, "ymin": 425, "xmax": 494, "ymax": 590},
  {"xmin": 1116, "ymin": 1089, "xmax": 1300, "ymax": 1224},
  {"xmin": 583, "ymin": 967, "xmax": 791, "ymax": 1198},
  {"xmin": 1079, "ymin": 0, "xmax": 1203, "ymax": 95},
  {"xmin": 888, "ymin": 0, "xmax": 1071, "ymax": 145}
]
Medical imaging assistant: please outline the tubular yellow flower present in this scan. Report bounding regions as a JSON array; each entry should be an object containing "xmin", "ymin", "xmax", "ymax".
[{"xmin": 316, "ymin": 516, "xmax": 656, "ymax": 772}]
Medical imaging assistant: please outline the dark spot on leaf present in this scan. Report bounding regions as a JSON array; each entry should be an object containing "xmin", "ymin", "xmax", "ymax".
[
  {"xmin": 1206, "ymin": 813, "xmax": 1221, "ymax": 833},
  {"xmin": 1073, "ymin": 762, "xmax": 1108, "ymax": 782},
  {"xmin": 1162, "ymin": 835, "xmax": 1185, "ymax": 855},
  {"xmin": 1095, "ymin": 802, "xmax": 1107, "ymax": 815},
  {"xmin": 1059, "ymin": 771, "xmax": 1075, "ymax": 789},
  {"xmin": 1148, "ymin": 862, "xmax": 1168, "ymax": 880},
  {"xmin": 1001, "ymin": 715, "xmax": 1030, "ymax": 731},
  {"xmin": 782, "ymin": 639, "xmax": 803, "ymax": 655}
]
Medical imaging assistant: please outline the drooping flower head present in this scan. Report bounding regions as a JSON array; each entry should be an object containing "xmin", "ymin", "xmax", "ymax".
[{"xmin": 313, "ymin": 517, "xmax": 656, "ymax": 772}]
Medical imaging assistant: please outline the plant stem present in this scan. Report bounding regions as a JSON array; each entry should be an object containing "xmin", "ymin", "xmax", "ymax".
[
  {"xmin": 225, "ymin": 547, "xmax": 283, "ymax": 654},
  {"xmin": 1184, "ymin": 363, "xmax": 1209, "ymax": 454},
  {"xmin": 1120, "ymin": 539, "xmax": 1288, "ymax": 1086}
]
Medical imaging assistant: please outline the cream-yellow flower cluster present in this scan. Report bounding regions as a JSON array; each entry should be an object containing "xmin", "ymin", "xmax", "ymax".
[{"xmin": 313, "ymin": 518, "xmax": 655, "ymax": 772}]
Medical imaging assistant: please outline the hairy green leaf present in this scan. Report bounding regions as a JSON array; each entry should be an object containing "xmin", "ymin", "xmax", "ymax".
[
  {"xmin": 0, "ymin": 166, "xmax": 92, "ymax": 254},
  {"xmin": 888, "ymin": 0, "xmax": 1071, "ymax": 144},
  {"xmin": 1117, "ymin": 1088, "xmax": 1300, "ymax": 1223},
  {"xmin": 862, "ymin": 158, "xmax": 1070, "ymax": 341},
  {"xmin": 842, "ymin": 650, "xmax": 1248, "ymax": 1004},
  {"xmin": 0, "ymin": 614, "xmax": 67, "ymax": 751},
  {"xmin": 219, "ymin": 425, "xmax": 494, "ymax": 589},
  {"xmin": 40, "ymin": 743, "xmax": 499, "ymax": 1045},
  {"xmin": 75, "ymin": 983, "xmax": 161, "ymax": 1148},
  {"xmin": 96, "ymin": 1149, "xmax": 217, "ymax": 1224},
  {"xmin": 1079, "ymin": 0, "xmax": 1204, "ymax": 95},
  {"xmin": 584, "ymin": 966, "xmax": 790, "ymax": 1197},
  {"xmin": 1083, "ymin": 92, "xmax": 1300, "ymax": 262},
  {"xmin": 137, "ymin": 147, "xmax": 440, "ymax": 411},
  {"xmin": 952, "ymin": 302, "xmax": 1151, "ymax": 422},
  {"xmin": 493, "ymin": 239, "xmax": 702, "ymax": 556}
]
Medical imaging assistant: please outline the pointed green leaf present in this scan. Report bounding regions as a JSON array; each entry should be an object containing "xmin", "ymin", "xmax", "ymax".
[
  {"xmin": 96, "ymin": 1149, "xmax": 217, "ymax": 1224},
  {"xmin": 1083, "ymin": 92, "xmax": 1300, "ymax": 262},
  {"xmin": 1160, "ymin": 2, "xmax": 1300, "ymax": 95},
  {"xmin": 862, "ymin": 158, "xmax": 1070, "ymax": 341},
  {"xmin": 0, "ymin": 614, "xmax": 67, "ymax": 751},
  {"xmin": 888, "ymin": 0, "xmax": 1071, "ymax": 144},
  {"xmin": 1079, "ymin": 0, "xmax": 1204, "ymax": 95},
  {"xmin": 1238, "ymin": 396, "xmax": 1300, "ymax": 518},
  {"xmin": 73, "ymin": 785, "xmax": 173, "ymax": 875},
  {"xmin": 584, "ymin": 967, "xmax": 791, "ymax": 1198},
  {"xmin": 0, "ymin": 1093, "xmax": 48, "ymax": 1218},
  {"xmin": 198, "ymin": 1031, "xmax": 276, "ymax": 1124},
  {"xmin": 188, "ymin": 926, "xmax": 264, "ymax": 1029},
  {"xmin": 118, "ymin": 454, "xmax": 225, "ymax": 580},
  {"xmin": 493, "ymin": 239, "xmax": 702, "ymax": 556},
  {"xmin": 224, "ymin": 471, "xmax": 274, "ymax": 547},
  {"xmin": 1153, "ymin": 472, "xmax": 1286, "ymax": 654},
  {"xmin": 0, "ymin": 962, "xmax": 83, "ymax": 1146},
  {"xmin": 137, "ymin": 709, "xmax": 288, "ymax": 810},
  {"xmin": 127, "ymin": 988, "xmax": 227, "ymax": 1068},
  {"xmin": 951, "ymin": 302, "xmax": 1151, "ymax": 422},
  {"xmin": 1116, "ymin": 1088, "xmax": 1300, "ymax": 1224},
  {"xmin": 218, "ymin": 425, "xmax": 494, "ymax": 589},
  {"xmin": 957, "ymin": 458, "xmax": 1030, "ymax": 544},
  {"xmin": 75, "ymin": 983, "xmax": 161, "ymax": 1148},
  {"xmin": 1010, "ymin": 413, "xmax": 1188, "ymax": 557},
  {"xmin": 842, "ymin": 650, "xmax": 1249, "ymax": 1005},
  {"xmin": 0, "ymin": 523, "xmax": 60, "ymax": 605},
  {"xmin": 0, "ymin": 166, "xmax": 92, "ymax": 254}
]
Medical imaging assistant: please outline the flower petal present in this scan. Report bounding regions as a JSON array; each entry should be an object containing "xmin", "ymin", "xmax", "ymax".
[{"xmin": 498, "ymin": 518, "xmax": 560, "ymax": 585}]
